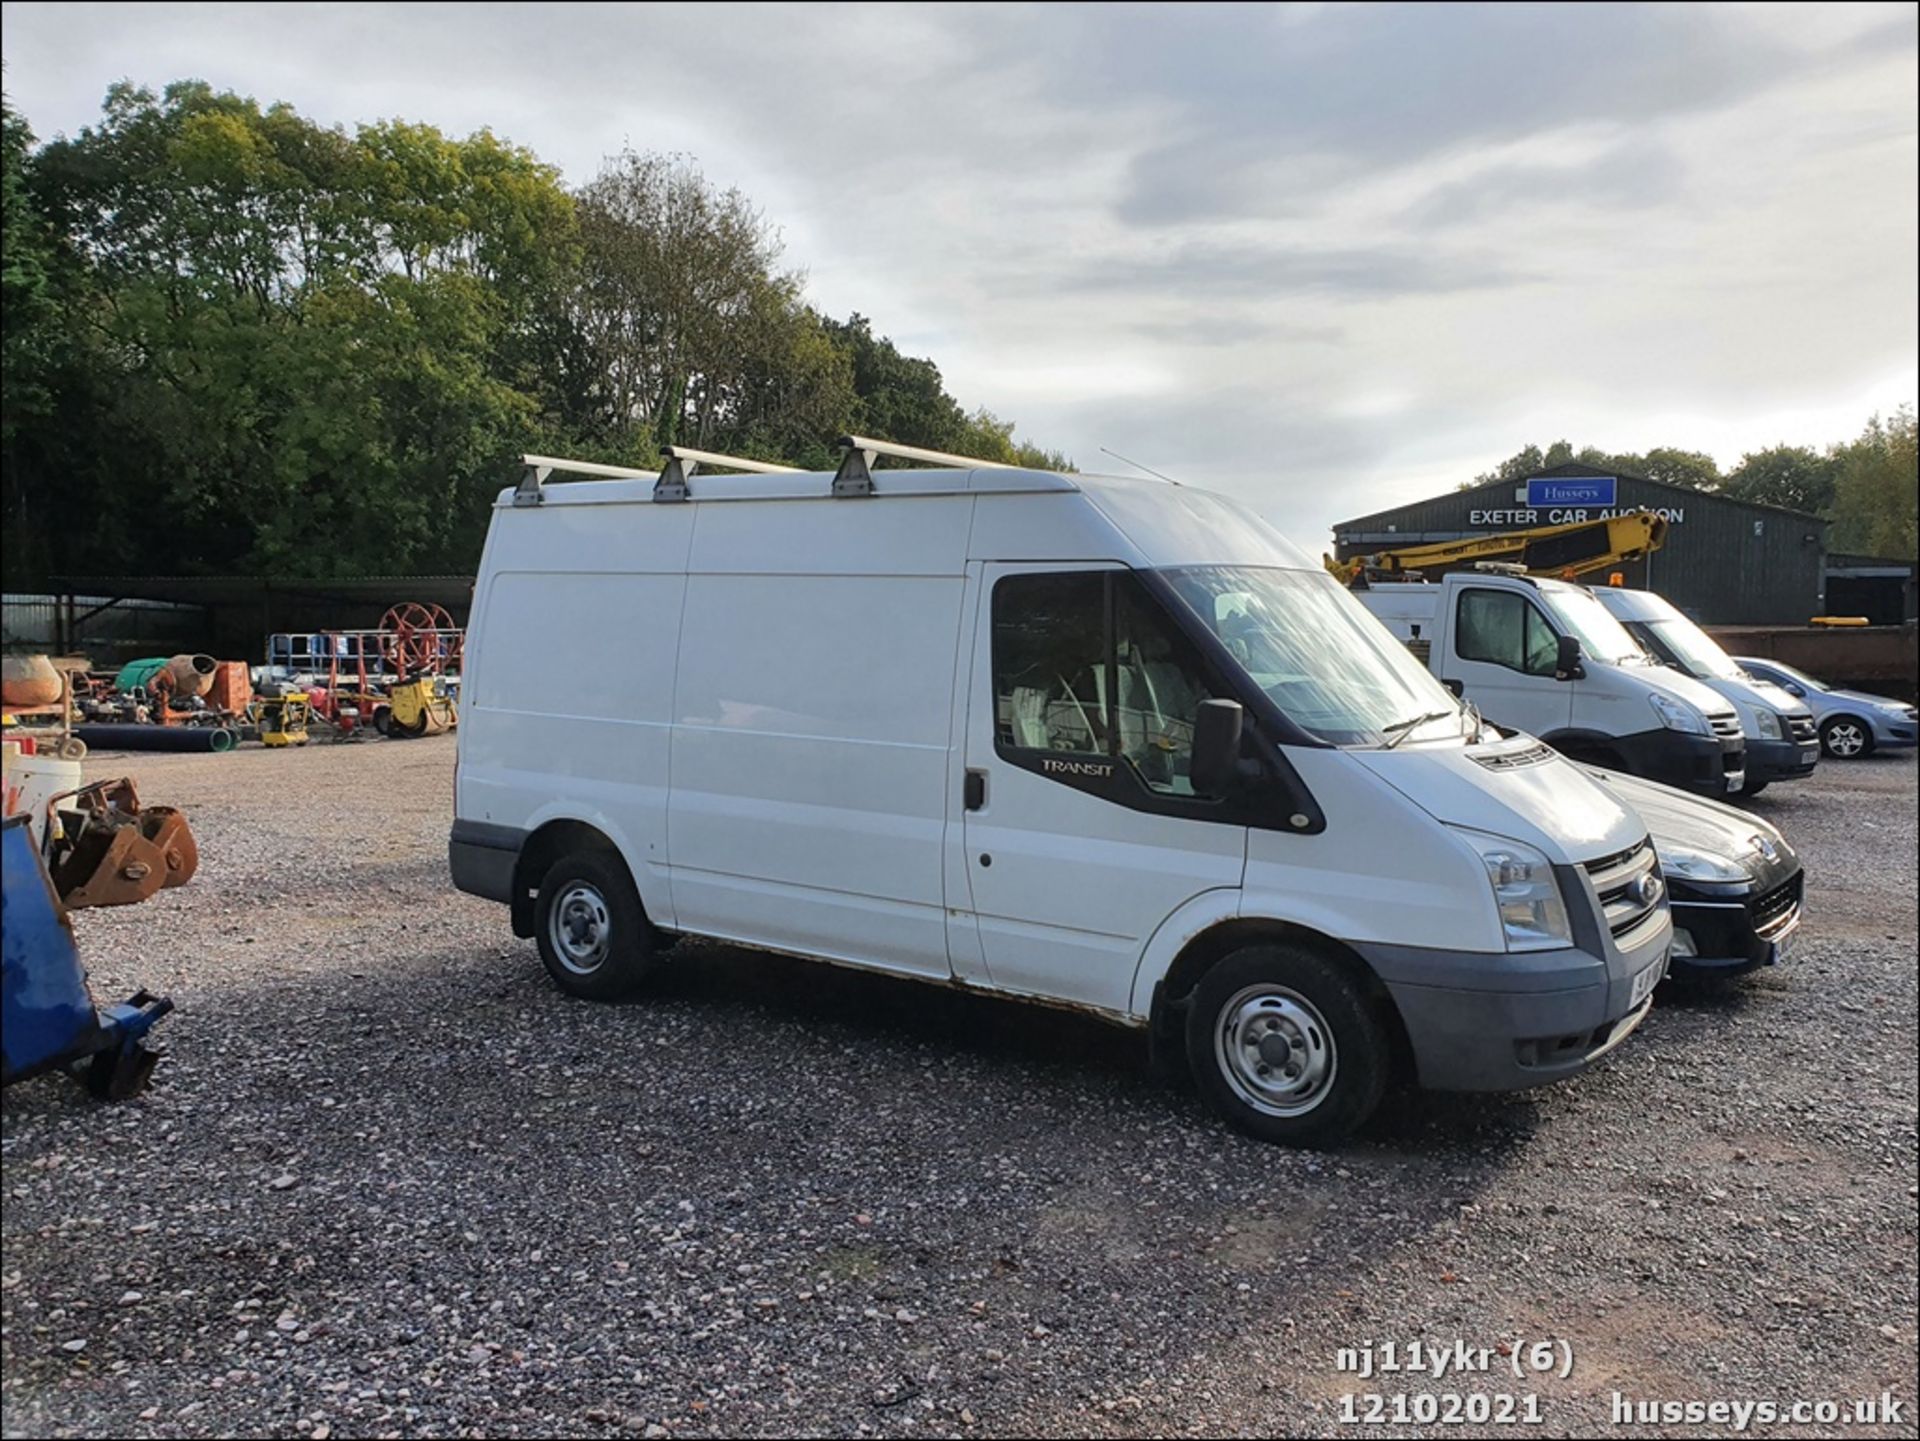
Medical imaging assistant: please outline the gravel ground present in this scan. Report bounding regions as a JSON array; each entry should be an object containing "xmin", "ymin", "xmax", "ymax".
[{"xmin": 3, "ymin": 740, "xmax": 1914, "ymax": 1439}]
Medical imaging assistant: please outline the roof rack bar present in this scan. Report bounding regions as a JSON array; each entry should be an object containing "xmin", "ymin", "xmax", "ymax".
[
  {"xmin": 839, "ymin": 434, "xmax": 1016, "ymax": 471},
  {"xmin": 654, "ymin": 445, "xmax": 803, "ymax": 504},
  {"xmin": 833, "ymin": 434, "xmax": 1016, "ymax": 499},
  {"xmin": 514, "ymin": 448, "xmax": 805, "ymax": 506},
  {"xmin": 515, "ymin": 453, "xmax": 652, "ymax": 507},
  {"xmin": 663, "ymin": 445, "xmax": 803, "ymax": 476}
]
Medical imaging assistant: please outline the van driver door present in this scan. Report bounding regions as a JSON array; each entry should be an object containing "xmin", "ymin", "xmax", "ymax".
[
  {"xmin": 1445, "ymin": 585, "xmax": 1573, "ymax": 739},
  {"xmin": 947, "ymin": 563, "xmax": 1247, "ymax": 1017}
]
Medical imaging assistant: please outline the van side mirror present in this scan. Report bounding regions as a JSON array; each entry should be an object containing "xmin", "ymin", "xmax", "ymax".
[
  {"xmin": 1783, "ymin": 682, "xmax": 1805, "ymax": 698},
  {"xmin": 1190, "ymin": 699, "xmax": 1245, "ymax": 798},
  {"xmin": 1555, "ymin": 634, "xmax": 1585, "ymax": 682}
]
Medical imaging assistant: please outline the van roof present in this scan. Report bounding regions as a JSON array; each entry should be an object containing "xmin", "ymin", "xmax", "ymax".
[
  {"xmin": 496, "ymin": 465, "xmax": 1320, "ymax": 572},
  {"xmin": 1593, "ymin": 586, "xmax": 1677, "ymax": 621}
]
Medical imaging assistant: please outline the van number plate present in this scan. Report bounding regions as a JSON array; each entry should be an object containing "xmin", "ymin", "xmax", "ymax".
[{"xmin": 1630, "ymin": 955, "xmax": 1666, "ymax": 1009}]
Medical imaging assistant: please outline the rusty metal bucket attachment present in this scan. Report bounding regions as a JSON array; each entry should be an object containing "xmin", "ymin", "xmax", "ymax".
[{"xmin": 46, "ymin": 780, "xmax": 200, "ymax": 911}]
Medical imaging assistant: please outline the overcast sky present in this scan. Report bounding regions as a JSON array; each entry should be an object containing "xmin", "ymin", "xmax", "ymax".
[{"xmin": 3, "ymin": 2, "xmax": 1915, "ymax": 541}]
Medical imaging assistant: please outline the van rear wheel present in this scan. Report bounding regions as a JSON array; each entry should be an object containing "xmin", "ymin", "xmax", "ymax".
[
  {"xmin": 533, "ymin": 850, "xmax": 659, "ymax": 1000},
  {"xmin": 1185, "ymin": 944, "xmax": 1390, "ymax": 1147}
]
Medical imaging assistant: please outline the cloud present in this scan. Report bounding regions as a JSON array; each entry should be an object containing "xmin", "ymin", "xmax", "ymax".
[
  {"xmin": 1405, "ymin": 140, "xmax": 1686, "ymax": 229},
  {"xmin": 1057, "ymin": 242, "xmax": 1529, "ymax": 301}
]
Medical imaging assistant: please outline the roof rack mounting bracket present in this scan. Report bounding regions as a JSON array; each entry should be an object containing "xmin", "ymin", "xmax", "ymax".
[
  {"xmin": 834, "ymin": 446, "xmax": 876, "ymax": 498},
  {"xmin": 655, "ymin": 455, "xmax": 696, "ymax": 502},
  {"xmin": 513, "ymin": 461, "xmax": 554, "ymax": 507}
]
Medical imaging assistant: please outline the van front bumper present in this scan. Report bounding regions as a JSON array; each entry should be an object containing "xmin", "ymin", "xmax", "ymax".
[
  {"xmin": 1746, "ymin": 734, "xmax": 1820, "ymax": 786},
  {"xmin": 1357, "ymin": 927, "xmax": 1669, "ymax": 1092},
  {"xmin": 1609, "ymin": 727, "xmax": 1744, "ymax": 799}
]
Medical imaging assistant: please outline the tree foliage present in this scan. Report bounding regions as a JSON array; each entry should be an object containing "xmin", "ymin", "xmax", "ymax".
[
  {"xmin": 1721, "ymin": 444, "xmax": 1836, "ymax": 515},
  {"xmin": 0, "ymin": 86, "xmax": 1065, "ymax": 579},
  {"xmin": 1828, "ymin": 407, "xmax": 1917, "ymax": 559},
  {"xmin": 1472, "ymin": 420, "xmax": 1915, "ymax": 559}
]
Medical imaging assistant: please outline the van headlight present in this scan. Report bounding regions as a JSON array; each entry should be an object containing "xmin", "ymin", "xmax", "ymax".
[
  {"xmin": 1454, "ymin": 829, "xmax": 1572, "ymax": 952},
  {"xmin": 1649, "ymin": 693, "xmax": 1709, "ymax": 734},
  {"xmin": 1752, "ymin": 710, "xmax": 1783, "ymax": 740},
  {"xmin": 1657, "ymin": 841, "xmax": 1749, "ymax": 883}
]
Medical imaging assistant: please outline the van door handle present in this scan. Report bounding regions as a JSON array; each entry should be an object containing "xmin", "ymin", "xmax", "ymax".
[{"xmin": 963, "ymin": 769, "xmax": 987, "ymax": 811}]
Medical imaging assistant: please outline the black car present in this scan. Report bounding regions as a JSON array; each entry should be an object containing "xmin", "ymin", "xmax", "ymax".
[{"xmin": 1583, "ymin": 768, "xmax": 1803, "ymax": 980}]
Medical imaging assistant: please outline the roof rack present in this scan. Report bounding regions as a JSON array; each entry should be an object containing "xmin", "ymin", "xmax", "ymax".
[
  {"xmin": 833, "ymin": 434, "xmax": 1015, "ymax": 498},
  {"xmin": 514, "ymin": 448, "xmax": 802, "ymax": 507}
]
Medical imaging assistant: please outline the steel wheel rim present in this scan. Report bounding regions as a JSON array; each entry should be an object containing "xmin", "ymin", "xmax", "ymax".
[
  {"xmin": 1214, "ymin": 985, "xmax": 1337, "ymax": 1117},
  {"xmin": 549, "ymin": 882, "xmax": 611, "ymax": 974},
  {"xmin": 1827, "ymin": 722, "xmax": 1866, "ymax": 757}
]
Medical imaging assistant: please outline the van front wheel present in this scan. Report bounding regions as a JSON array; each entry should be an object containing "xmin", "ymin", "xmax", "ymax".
[
  {"xmin": 533, "ymin": 850, "xmax": 658, "ymax": 1000},
  {"xmin": 1185, "ymin": 944, "xmax": 1390, "ymax": 1147}
]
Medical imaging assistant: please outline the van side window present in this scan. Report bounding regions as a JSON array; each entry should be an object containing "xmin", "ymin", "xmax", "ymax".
[
  {"xmin": 993, "ymin": 572, "xmax": 1218, "ymax": 796},
  {"xmin": 1456, "ymin": 589, "xmax": 1559, "ymax": 676},
  {"xmin": 993, "ymin": 572, "xmax": 1109, "ymax": 755},
  {"xmin": 1114, "ymin": 580, "xmax": 1217, "ymax": 794}
]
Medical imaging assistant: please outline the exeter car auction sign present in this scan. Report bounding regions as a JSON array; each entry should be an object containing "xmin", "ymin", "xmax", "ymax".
[{"xmin": 1469, "ymin": 474, "xmax": 1685, "ymax": 528}]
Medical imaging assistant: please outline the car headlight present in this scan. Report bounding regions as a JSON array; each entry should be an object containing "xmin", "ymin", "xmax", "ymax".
[
  {"xmin": 1649, "ymin": 693, "xmax": 1709, "ymax": 735},
  {"xmin": 1455, "ymin": 829, "xmax": 1572, "ymax": 952},
  {"xmin": 1657, "ymin": 840, "xmax": 1750, "ymax": 883},
  {"xmin": 1752, "ymin": 710, "xmax": 1782, "ymax": 740}
]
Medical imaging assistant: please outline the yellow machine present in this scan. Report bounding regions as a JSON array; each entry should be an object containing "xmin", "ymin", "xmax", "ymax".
[
  {"xmin": 381, "ymin": 677, "xmax": 457, "ymax": 738},
  {"xmin": 1325, "ymin": 511, "xmax": 1668, "ymax": 587},
  {"xmin": 251, "ymin": 691, "xmax": 312, "ymax": 747}
]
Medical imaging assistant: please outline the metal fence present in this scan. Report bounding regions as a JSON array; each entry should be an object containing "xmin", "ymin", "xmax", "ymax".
[{"xmin": 2, "ymin": 593, "xmax": 212, "ymax": 668}]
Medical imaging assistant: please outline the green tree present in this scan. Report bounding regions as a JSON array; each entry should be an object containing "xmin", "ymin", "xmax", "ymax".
[
  {"xmin": 12, "ymin": 81, "xmax": 576, "ymax": 575},
  {"xmin": 1474, "ymin": 441, "xmax": 1719, "ymax": 489},
  {"xmin": 1633, "ymin": 447, "xmax": 1720, "ymax": 490},
  {"xmin": 1828, "ymin": 408, "xmax": 1918, "ymax": 559},
  {"xmin": 1, "ymin": 93, "xmax": 55, "ymax": 446},
  {"xmin": 1722, "ymin": 444, "xmax": 1836, "ymax": 514},
  {"xmin": 2, "ymin": 90, "xmax": 1066, "ymax": 581}
]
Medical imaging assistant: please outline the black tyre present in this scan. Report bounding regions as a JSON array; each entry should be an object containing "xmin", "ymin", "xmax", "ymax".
[
  {"xmin": 1185, "ymin": 943, "xmax": 1391, "ymax": 1147},
  {"xmin": 1819, "ymin": 715, "xmax": 1874, "ymax": 759},
  {"xmin": 533, "ymin": 849, "xmax": 659, "ymax": 1000}
]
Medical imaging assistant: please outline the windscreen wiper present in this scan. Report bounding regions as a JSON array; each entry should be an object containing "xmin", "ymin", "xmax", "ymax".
[{"xmin": 1380, "ymin": 709, "xmax": 1457, "ymax": 749}]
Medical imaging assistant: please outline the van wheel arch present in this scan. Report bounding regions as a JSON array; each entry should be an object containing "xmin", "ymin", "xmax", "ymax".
[
  {"xmin": 511, "ymin": 820, "xmax": 629, "ymax": 939},
  {"xmin": 1149, "ymin": 920, "xmax": 1412, "ymax": 1084}
]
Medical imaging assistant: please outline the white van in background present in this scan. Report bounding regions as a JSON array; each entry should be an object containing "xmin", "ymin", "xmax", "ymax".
[
  {"xmin": 450, "ymin": 440, "xmax": 1671, "ymax": 1146},
  {"xmin": 1591, "ymin": 585, "xmax": 1819, "ymax": 793},
  {"xmin": 1357, "ymin": 569, "xmax": 1747, "ymax": 799}
]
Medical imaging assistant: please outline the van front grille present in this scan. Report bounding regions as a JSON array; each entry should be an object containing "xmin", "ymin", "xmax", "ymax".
[
  {"xmin": 1470, "ymin": 742, "xmax": 1555, "ymax": 771},
  {"xmin": 1585, "ymin": 838, "xmax": 1663, "ymax": 940},
  {"xmin": 1709, "ymin": 713, "xmax": 1741, "ymax": 740},
  {"xmin": 1787, "ymin": 716, "xmax": 1817, "ymax": 744}
]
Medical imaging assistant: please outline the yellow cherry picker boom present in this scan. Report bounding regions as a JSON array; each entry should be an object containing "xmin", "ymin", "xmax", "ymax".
[{"xmin": 1324, "ymin": 510, "xmax": 1668, "ymax": 586}]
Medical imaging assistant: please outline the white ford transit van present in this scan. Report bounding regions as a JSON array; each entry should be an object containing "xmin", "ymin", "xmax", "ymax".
[
  {"xmin": 1357, "ymin": 571, "xmax": 1748, "ymax": 798},
  {"xmin": 1590, "ymin": 586, "xmax": 1819, "ymax": 793},
  {"xmin": 450, "ymin": 439, "xmax": 1672, "ymax": 1145}
]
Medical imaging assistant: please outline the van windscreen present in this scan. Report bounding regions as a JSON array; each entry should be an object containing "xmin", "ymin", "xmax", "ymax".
[{"xmin": 1162, "ymin": 567, "xmax": 1464, "ymax": 747}]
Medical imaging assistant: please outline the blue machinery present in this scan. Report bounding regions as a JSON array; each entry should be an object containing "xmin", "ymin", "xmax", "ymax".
[{"xmin": 2, "ymin": 814, "xmax": 174, "ymax": 1099}]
